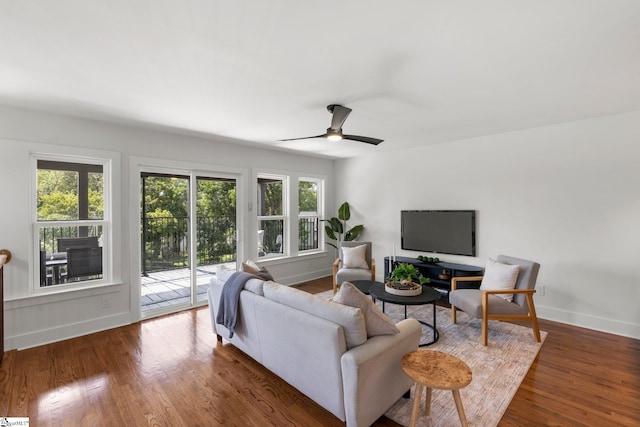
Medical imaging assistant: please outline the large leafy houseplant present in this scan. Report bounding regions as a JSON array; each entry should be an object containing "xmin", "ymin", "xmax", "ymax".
[{"xmin": 324, "ymin": 202, "xmax": 364, "ymax": 250}]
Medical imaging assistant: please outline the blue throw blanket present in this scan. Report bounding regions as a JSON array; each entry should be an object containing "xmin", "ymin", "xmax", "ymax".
[{"xmin": 216, "ymin": 271, "xmax": 257, "ymax": 338}]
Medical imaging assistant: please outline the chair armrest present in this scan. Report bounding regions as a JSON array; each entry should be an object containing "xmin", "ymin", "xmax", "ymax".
[
  {"xmin": 371, "ymin": 259, "xmax": 376, "ymax": 278},
  {"xmin": 341, "ymin": 318, "xmax": 421, "ymax": 427},
  {"xmin": 451, "ymin": 276, "xmax": 483, "ymax": 290},
  {"xmin": 482, "ymin": 289, "xmax": 536, "ymax": 295},
  {"xmin": 332, "ymin": 258, "xmax": 341, "ymax": 275}
]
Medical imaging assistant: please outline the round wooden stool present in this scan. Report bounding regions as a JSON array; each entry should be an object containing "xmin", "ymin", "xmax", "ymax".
[{"xmin": 401, "ymin": 350, "xmax": 472, "ymax": 427}]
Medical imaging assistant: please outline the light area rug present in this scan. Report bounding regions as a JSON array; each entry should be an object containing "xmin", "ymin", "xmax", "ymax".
[{"xmin": 317, "ymin": 290, "xmax": 547, "ymax": 427}]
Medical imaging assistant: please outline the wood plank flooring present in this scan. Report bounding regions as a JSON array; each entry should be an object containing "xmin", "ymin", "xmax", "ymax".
[{"xmin": 1, "ymin": 276, "xmax": 638, "ymax": 426}]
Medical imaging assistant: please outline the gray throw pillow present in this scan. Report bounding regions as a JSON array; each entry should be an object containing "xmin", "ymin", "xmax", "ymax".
[
  {"xmin": 241, "ymin": 260, "xmax": 274, "ymax": 281},
  {"xmin": 333, "ymin": 281, "xmax": 399, "ymax": 337}
]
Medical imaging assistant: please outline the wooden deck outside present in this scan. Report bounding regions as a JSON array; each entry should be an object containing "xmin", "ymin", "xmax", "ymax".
[{"xmin": 140, "ymin": 264, "xmax": 228, "ymax": 312}]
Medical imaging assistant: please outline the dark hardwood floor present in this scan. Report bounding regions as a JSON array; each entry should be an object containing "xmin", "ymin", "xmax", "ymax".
[{"xmin": 1, "ymin": 276, "xmax": 638, "ymax": 426}]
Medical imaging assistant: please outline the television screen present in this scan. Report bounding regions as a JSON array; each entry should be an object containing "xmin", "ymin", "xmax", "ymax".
[{"xmin": 401, "ymin": 210, "xmax": 476, "ymax": 256}]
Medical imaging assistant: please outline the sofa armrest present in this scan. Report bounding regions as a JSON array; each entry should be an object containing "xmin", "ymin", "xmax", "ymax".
[{"xmin": 340, "ymin": 318, "xmax": 421, "ymax": 427}]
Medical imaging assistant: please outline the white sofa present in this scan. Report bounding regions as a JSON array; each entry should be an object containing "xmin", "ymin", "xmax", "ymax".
[{"xmin": 208, "ymin": 276, "xmax": 421, "ymax": 427}]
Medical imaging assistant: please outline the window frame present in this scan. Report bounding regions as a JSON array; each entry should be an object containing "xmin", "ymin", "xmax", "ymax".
[
  {"xmin": 297, "ymin": 177, "xmax": 323, "ymax": 254},
  {"xmin": 31, "ymin": 153, "xmax": 115, "ymax": 293},
  {"xmin": 256, "ymin": 173, "xmax": 288, "ymax": 259}
]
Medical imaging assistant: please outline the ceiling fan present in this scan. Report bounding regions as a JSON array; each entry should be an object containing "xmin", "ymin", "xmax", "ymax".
[{"xmin": 279, "ymin": 104, "xmax": 383, "ymax": 145}]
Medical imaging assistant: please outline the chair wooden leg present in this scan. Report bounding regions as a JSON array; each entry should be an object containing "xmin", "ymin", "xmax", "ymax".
[
  {"xmin": 409, "ymin": 384, "xmax": 423, "ymax": 427},
  {"xmin": 526, "ymin": 294, "xmax": 541, "ymax": 342},
  {"xmin": 481, "ymin": 292, "xmax": 489, "ymax": 346},
  {"xmin": 451, "ymin": 305, "xmax": 457, "ymax": 324},
  {"xmin": 481, "ymin": 317, "xmax": 488, "ymax": 346},
  {"xmin": 425, "ymin": 386, "xmax": 432, "ymax": 416},
  {"xmin": 452, "ymin": 389, "xmax": 469, "ymax": 427}
]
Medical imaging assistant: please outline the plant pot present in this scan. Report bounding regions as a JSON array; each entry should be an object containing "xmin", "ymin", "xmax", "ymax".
[{"xmin": 385, "ymin": 281, "xmax": 422, "ymax": 296}]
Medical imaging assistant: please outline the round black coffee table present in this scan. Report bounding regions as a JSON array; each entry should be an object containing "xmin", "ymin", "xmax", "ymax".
[
  {"xmin": 348, "ymin": 279, "xmax": 378, "ymax": 295},
  {"xmin": 368, "ymin": 281, "xmax": 441, "ymax": 346}
]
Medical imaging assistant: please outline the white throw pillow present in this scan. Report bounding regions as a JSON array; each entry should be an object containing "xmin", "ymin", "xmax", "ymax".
[
  {"xmin": 333, "ymin": 282, "xmax": 399, "ymax": 337},
  {"xmin": 480, "ymin": 258, "xmax": 520, "ymax": 301},
  {"xmin": 342, "ymin": 244, "xmax": 369, "ymax": 269}
]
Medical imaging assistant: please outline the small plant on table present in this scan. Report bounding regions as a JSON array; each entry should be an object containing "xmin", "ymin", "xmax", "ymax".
[{"xmin": 388, "ymin": 263, "xmax": 431, "ymax": 285}]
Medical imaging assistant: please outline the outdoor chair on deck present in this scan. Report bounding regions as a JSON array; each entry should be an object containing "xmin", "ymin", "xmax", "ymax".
[
  {"xmin": 57, "ymin": 236, "xmax": 99, "ymax": 253},
  {"xmin": 66, "ymin": 247, "xmax": 103, "ymax": 281}
]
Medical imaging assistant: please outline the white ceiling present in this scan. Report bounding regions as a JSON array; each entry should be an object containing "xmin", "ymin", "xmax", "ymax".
[{"xmin": 1, "ymin": 1, "xmax": 639, "ymax": 159}]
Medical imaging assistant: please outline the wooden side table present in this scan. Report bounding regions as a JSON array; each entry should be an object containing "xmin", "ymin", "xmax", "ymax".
[{"xmin": 401, "ymin": 350, "xmax": 472, "ymax": 427}]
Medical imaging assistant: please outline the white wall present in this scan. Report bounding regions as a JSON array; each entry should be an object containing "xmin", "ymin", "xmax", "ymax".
[
  {"xmin": 0, "ymin": 105, "xmax": 335, "ymax": 350},
  {"xmin": 2, "ymin": 104, "xmax": 637, "ymax": 349},
  {"xmin": 335, "ymin": 111, "xmax": 640, "ymax": 339}
]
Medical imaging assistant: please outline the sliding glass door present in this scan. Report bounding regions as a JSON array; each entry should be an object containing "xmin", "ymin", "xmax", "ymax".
[
  {"xmin": 194, "ymin": 176, "xmax": 237, "ymax": 303},
  {"xmin": 140, "ymin": 171, "xmax": 236, "ymax": 316}
]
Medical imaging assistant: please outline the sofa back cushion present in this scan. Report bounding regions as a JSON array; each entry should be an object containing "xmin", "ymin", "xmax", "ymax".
[
  {"xmin": 214, "ymin": 265, "xmax": 265, "ymax": 296},
  {"xmin": 263, "ymin": 282, "xmax": 367, "ymax": 349},
  {"xmin": 243, "ymin": 278, "xmax": 265, "ymax": 296}
]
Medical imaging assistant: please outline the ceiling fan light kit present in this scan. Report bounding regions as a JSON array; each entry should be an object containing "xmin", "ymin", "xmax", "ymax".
[
  {"xmin": 326, "ymin": 129, "xmax": 343, "ymax": 141},
  {"xmin": 279, "ymin": 104, "xmax": 383, "ymax": 145}
]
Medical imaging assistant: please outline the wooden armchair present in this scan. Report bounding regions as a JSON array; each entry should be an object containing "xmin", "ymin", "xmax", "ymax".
[
  {"xmin": 449, "ymin": 255, "xmax": 541, "ymax": 346},
  {"xmin": 332, "ymin": 241, "xmax": 376, "ymax": 294}
]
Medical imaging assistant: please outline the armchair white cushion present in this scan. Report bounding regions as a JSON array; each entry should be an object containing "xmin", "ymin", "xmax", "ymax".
[
  {"xmin": 333, "ymin": 241, "xmax": 376, "ymax": 294},
  {"xmin": 479, "ymin": 258, "xmax": 519, "ymax": 301},
  {"xmin": 342, "ymin": 244, "xmax": 369, "ymax": 269},
  {"xmin": 450, "ymin": 255, "xmax": 541, "ymax": 346}
]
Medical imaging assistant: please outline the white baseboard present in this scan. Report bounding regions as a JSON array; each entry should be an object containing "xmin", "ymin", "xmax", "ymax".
[
  {"xmin": 537, "ymin": 305, "xmax": 640, "ymax": 340},
  {"xmin": 277, "ymin": 267, "xmax": 333, "ymax": 286},
  {"xmin": 5, "ymin": 312, "xmax": 131, "ymax": 351}
]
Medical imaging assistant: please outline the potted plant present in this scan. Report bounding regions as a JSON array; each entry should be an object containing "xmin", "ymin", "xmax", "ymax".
[
  {"xmin": 323, "ymin": 201, "xmax": 364, "ymax": 250},
  {"xmin": 388, "ymin": 263, "xmax": 431, "ymax": 285}
]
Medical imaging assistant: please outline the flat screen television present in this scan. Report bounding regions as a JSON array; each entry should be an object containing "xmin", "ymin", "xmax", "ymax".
[{"xmin": 401, "ymin": 210, "xmax": 476, "ymax": 256}]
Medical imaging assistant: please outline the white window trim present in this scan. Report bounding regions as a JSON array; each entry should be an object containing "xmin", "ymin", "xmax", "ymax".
[
  {"xmin": 30, "ymin": 150, "xmax": 121, "ymax": 295},
  {"xmin": 130, "ymin": 156, "xmax": 246, "ymax": 322},
  {"xmin": 298, "ymin": 176, "xmax": 324, "ymax": 254},
  {"xmin": 256, "ymin": 172, "xmax": 289, "ymax": 259},
  {"xmin": 252, "ymin": 170, "xmax": 327, "ymax": 262}
]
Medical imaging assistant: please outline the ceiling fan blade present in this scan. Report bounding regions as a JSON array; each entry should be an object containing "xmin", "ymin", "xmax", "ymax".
[
  {"xmin": 329, "ymin": 105, "xmax": 352, "ymax": 131},
  {"xmin": 343, "ymin": 134, "xmax": 384, "ymax": 145},
  {"xmin": 278, "ymin": 134, "xmax": 327, "ymax": 142}
]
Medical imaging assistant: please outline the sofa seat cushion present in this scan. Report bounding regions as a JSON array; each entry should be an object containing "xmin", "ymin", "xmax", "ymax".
[
  {"xmin": 333, "ymin": 282, "xmax": 399, "ymax": 338},
  {"xmin": 263, "ymin": 282, "xmax": 367, "ymax": 349}
]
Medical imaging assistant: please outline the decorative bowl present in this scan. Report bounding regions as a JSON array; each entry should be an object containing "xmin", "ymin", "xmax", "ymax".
[{"xmin": 385, "ymin": 281, "xmax": 422, "ymax": 296}]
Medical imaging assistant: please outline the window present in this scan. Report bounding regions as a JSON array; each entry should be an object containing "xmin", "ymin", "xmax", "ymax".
[
  {"xmin": 34, "ymin": 157, "xmax": 110, "ymax": 288},
  {"xmin": 298, "ymin": 178, "xmax": 321, "ymax": 252},
  {"xmin": 257, "ymin": 174, "xmax": 286, "ymax": 258}
]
